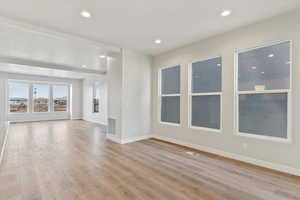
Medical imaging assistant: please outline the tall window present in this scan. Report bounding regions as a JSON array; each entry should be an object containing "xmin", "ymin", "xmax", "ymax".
[
  {"xmin": 53, "ymin": 85, "xmax": 68, "ymax": 112},
  {"xmin": 93, "ymin": 84, "xmax": 100, "ymax": 113},
  {"xmin": 33, "ymin": 84, "xmax": 50, "ymax": 112},
  {"xmin": 189, "ymin": 57, "xmax": 222, "ymax": 131},
  {"xmin": 236, "ymin": 41, "xmax": 291, "ymax": 140},
  {"xmin": 159, "ymin": 65, "xmax": 180, "ymax": 124},
  {"xmin": 8, "ymin": 82, "xmax": 29, "ymax": 113}
]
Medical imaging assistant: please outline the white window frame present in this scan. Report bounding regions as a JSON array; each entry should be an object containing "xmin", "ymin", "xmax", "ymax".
[
  {"xmin": 92, "ymin": 83, "xmax": 100, "ymax": 113},
  {"xmin": 188, "ymin": 56, "xmax": 222, "ymax": 133},
  {"xmin": 234, "ymin": 40, "xmax": 292, "ymax": 143},
  {"xmin": 32, "ymin": 83, "xmax": 51, "ymax": 113},
  {"xmin": 158, "ymin": 65, "xmax": 181, "ymax": 126},
  {"xmin": 52, "ymin": 84, "xmax": 69, "ymax": 113},
  {"xmin": 7, "ymin": 79, "xmax": 70, "ymax": 115},
  {"xmin": 7, "ymin": 80, "xmax": 30, "ymax": 114}
]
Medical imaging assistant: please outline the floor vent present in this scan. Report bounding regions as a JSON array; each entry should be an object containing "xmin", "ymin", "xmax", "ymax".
[{"xmin": 107, "ymin": 118, "xmax": 116, "ymax": 135}]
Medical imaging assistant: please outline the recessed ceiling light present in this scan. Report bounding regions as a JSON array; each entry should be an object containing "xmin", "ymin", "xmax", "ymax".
[
  {"xmin": 99, "ymin": 55, "xmax": 106, "ymax": 58},
  {"xmin": 268, "ymin": 54, "xmax": 274, "ymax": 58},
  {"xmin": 155, "ymin": 39, "xmax": 162, "ymax": 44},
  {"xmin": 261, "ymin": 71, "xmax": 265, "ymax": 74},
  {"xmin": 251, "ymin": 66, "xmax": 257, "ymax": 70},
  {"xmin": 221, "ymin": 10, "xmax": 231, "ymax": 17},
  {"xmin": 81, "ymin": 10, "xmax": 91, "ymax": 18},
  {"xmin": 82, "ymin": 65, "xmax": 87, "ymax": 68}
]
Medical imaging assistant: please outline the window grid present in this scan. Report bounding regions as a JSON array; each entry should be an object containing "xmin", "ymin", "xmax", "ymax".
[
  {"xmin": 159, "ymin": 65, "xmax": 181, "ymax": 126},
  {"xmin": 234, "ymin": 41, "xmax": 292, "ymax": 142},
  {"xmin": 7, "ymin": 80, "xmax": 70, "ymax": 115},
  {"xmin": 188, "ymin": 57, "xmax": 222, "ymax": 132}
]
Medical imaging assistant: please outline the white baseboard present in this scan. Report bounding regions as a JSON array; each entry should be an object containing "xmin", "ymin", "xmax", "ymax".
[
  {"xmin": 151, "ymin": 135, "xmax": 300, "ymax": 177},
  {"xmin": 0, "ymin": 121, "xmax": 10, "ymax": 166},
  {"xmin": 106, "ymin": 134, "xmax": 150, "ymax": 144},
  {"xmin": 121, "ymin": 135, "xmax": 151, "ymax": 144},
  {"xmin": 106, "ymin": 134, "xmax": 122, "ymax": 144},
  {"xmin": 83, "ymin": 118, "xmax": 107, "ymax": 126}
]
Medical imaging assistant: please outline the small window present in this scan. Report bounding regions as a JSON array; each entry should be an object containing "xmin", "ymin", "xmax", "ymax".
[
  {"xmin": 33, "ymin": 83, "xmax": 50, "ymax": 112},
  {"xmin": 190, "ymin": 57, "xmax": 222, "ymax": 131},
  {"xmin": 53, "ymin": 85, "xmax": 68, "ymax": 112},
  {"xmin": 8, "ymin": 82, "xmax": 29, "ymax": 113},
  {"xmin": 159, "ymin": 65, "xmax": 180, "ymax": 124},
  {"xmin": 236, "ymin": 41, "xmax": 291, "ymax": 140},
  {"xmin": 93, "ymin": 83, "xmax": 100, "ymax": 113}
]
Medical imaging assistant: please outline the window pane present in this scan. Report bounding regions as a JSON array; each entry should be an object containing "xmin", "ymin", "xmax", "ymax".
[
  {"xmin": 33, "ymin": 84, "xmax": 49, "ymax": 112},
  {"xmin": 238, "ymin": 41, "xmax": 290, "ymax": 91},
  {"xmin": 192, "ymin": 57, "xmax": 222, "ymax": 93},
  {"xmin": 53, "ymin": 85, "xmax": 68, "ymax": 112},
  {"xmin": 161, "ymin": 96, "xmax": 180, "ymax": 124},
  {"xmin": 161, "ymin": 65, "xmax": 180, "ymax": 94},
  {"xmin": 192, "ymin": 95, "xmax": 220, "ymax": 129},
  {"xmin": 239, "ymin": 93, "xmax": 287, "ymax": 138},
  {"xmin": 8, "ymin": 82, "xmax": 29, "ymax": 113},
  {"xmin": 93, "ymin": 85, "xmax": 100, "ymax": 113}
]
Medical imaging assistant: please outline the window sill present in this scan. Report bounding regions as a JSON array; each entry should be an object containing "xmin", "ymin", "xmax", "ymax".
[
  {"xmin": 236, "ymin": 131, "xmax": 291, "ymax": 144},
  {"xmin": 190, "ymin": 125, "xmax": 222, "ymax": 133}
]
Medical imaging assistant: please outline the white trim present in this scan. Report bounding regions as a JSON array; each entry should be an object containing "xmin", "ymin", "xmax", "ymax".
[
  {"xmin": 190, "ymin": 92, "xmax": 222, "ymax": 96},
  {"xmin": 236, "ymin": 132, "xmax": 291, "ymax": 143},
  {"xmin": 190, "ymin": 126, "xmax": 222, "ymax": 133},
  {"xmin": 7, "ymin": 81, "xmax": 30, "ymax": 114},
  {"xmin": 7, "ymin": 80, "xmax": 71, "ymax": 118},
  {"xmin": 234, "ymin": 40, "xmax": 292, "ymax": 142},
  {"xmin": 0, "ymin": 121, "xmax": 10, "ymax": 167},
  {"xmin": 151, "ymin": 135, "xmax": 300, "ymax": 177},
  {"xmin": 188, "ymin": 56, "xmax": 222, "ymax": 133},
  {"xmin": 52, "ymin": 84, "xmax": 69, "ymax": 113},
  {"xmin": 106, "ymin": 134, "xmax": 151, "ymax": 144},
  {"xmin": 159, "ymin": 121, "xmax": 181, "ymax": 127},
  {"xmin": 32, "ymin": 83, "xmax": 51, "ymax": 113},
  {"xmin": 106, "ymin": 134, "xmax": 122, "ymax": 144},
  {"xmin": 158, "ymin": 65, "xmax": 181, "ymax": 125},
  {"xmin": 161, "ymin": 94, "xmax": 181, "ymax": 97},
  {"xmin": 121, "ymin": 135, "xmax": 151, "ymax": 144},
  {"xmin": 237, "ymin": 89, "xmax": 290, "ymax": 94}
]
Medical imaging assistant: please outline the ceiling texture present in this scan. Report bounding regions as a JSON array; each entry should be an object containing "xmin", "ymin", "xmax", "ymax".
[{"xmin": 0, "ymin": 0, "xmax": 299, "ymax": 55}]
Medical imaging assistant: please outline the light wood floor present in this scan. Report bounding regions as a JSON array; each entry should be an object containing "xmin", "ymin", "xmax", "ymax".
[{"xmin": 1, "ymin": 120, "xmax": 300, "ymax": 200}]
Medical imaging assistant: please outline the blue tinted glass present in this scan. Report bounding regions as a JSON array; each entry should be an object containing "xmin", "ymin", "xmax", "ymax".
[
  {"xmin": 161, "ymin": 96, "xmax": 180, "ymax": 124},
  {"xmin": 161, "ymin": 65, "xmax": 180, "ymax": 94},
  {"xmin": 238, "ymin": 41, "xmax": 290, "ymax": 91},
  {"xmin": 239, "ymin": 93, "xmax": 287, "ymax": 138},
  {"xmin": 192, "ymin": 57, "xmax": 222, "ymax": 93},
  {"xmin": 192, "ymin": 95, "xmax": 220, "ymax": 129}
]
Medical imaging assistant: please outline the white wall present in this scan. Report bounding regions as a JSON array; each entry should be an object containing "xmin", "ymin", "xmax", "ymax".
[
  {"xmin": 106, "ymin": 49, "xmax": 151, "ymax": 143},
  {"xmin": 121, "ymin": 49, "xmax": 151, "ymax": 141},
  {"xmin": 151, "ymin": 9, "xmax": 300, "ymax": 174},
  {"xmin": 107, "ymin": 56, "xmax": 123, "ymax": 140},
  {"xmin": 0, "ymin": 72, "xmax": 83, "ymax": 122},
  {"xmin": 83, "ymin": 78, "xmax": 108, "ymax": 125}
]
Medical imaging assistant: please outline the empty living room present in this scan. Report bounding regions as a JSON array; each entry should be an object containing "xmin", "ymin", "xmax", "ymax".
[{"xmin": 1, "ymin": 0, "xmax": 300, "ymax": 199}]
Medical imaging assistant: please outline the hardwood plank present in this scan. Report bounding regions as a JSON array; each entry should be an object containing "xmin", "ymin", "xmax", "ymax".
[{"xmin": 0, "ymin": 120, "xmax": 299, "ymax": 200}]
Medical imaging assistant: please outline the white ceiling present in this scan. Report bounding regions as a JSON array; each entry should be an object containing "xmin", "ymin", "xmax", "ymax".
[{"xmin": 0, "ymin": 0, "xmax": 299, "ymax": 55}]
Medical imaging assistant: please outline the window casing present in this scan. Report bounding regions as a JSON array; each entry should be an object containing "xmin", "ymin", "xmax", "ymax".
[
  {"xmin": 159, "ymin": 65, "xmax": 181, "ymax": 125},
  {"xmin": 189, "ymin": 56, "xmax": 222, "ymax": 132},
  {"xmin": 7, "ymin": 80, "xmax": 69, "ymax": 114},
  {"xmin": 8, "ymin": 82, "xmax": 30, "ymax": 113},
  {"xmin": 235, "ymin": 41, "xmax": 292, "ymax": 142},
  {"xmin": 93, "ymin": 83, "xmax": 100, "ymax": 113},
  {"xmin": 33, "ymin": 83, "xmax": 50, "ymax": 113},
  {"xmin": 53, "ymin": 85, "xmax": 69, "ymax": 112}
]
